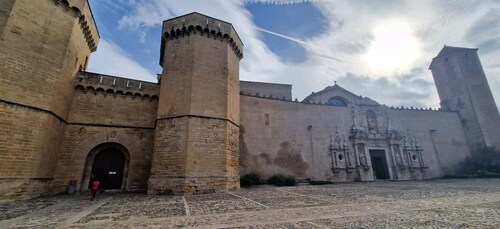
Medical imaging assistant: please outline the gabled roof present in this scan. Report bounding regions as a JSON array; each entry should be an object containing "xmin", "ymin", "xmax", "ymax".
[
  {"xmin": 302, "ymin": 83, "xmax": 379, "ymax": 105},
  {"xmin": 429, "ymin": 45, "xmax": 478, "ymax": 69}
]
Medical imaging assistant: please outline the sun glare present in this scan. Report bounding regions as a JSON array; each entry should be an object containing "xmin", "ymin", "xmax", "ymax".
[{"xmin": 364, "ymin": 21, "xmax": 421, "ymax": 74}]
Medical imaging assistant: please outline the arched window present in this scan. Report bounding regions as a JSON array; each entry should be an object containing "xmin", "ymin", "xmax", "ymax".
[{"xmin": 327, "ymin": 97, "xmax": 347, "ymax": 106}]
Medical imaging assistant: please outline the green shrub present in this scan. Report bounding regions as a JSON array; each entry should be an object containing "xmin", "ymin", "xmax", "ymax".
[
  {"xmin": 461, "ymin": 146, "xmax": 500, "ymax": 177},
  {"xmin": 240, "ymin": 173, "xmax": 261, "ymax": 187},
  {"xmin": 267, "ymin": 174, "xmax": 296, "ymax": 186}
]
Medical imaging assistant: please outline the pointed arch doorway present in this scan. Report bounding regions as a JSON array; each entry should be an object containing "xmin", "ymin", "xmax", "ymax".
[{"xmin": 81, "ymin": 143, "xmax": 130, "ymax": 191}]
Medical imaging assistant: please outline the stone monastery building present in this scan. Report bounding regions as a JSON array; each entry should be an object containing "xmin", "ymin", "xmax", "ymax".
[{"xmin": 1, "ymin": 0, "xmax": 500, "ymax": 200}]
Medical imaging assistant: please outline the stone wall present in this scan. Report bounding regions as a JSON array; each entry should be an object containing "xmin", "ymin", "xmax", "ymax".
[
  {"xmin": 149, "ymin": 117, "xmax": 239, "ymax": 194},
  {"xmin": 0, "ymin": 102, "xmax": 64, "ymax": 200},
  {"xmin": 240, "ymin": 96, "xmax": 351, "ymax": 181},
  {"xmin": 69, "ymin": 72, "xmax": 159, "ymax": 128},
  {"xmin": 240, "ymin": 95, "xmax": 470, "ymax": 181},
  {"xmin": 387, "ymin": 109, "xmax": 470, "ymax": 176},
  {"xmin": 240, "ymin": 81, "xmax": 292, "ymax": 100}
]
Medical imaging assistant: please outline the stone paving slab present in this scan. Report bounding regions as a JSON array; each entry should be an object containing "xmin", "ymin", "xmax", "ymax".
[
  {"xmin": 189, "ymin": 199, "xmax": 266, "ymax": 215},
  {"xmin": 0, "ymin": 179, "xmax": 499, "ymax": 228}
]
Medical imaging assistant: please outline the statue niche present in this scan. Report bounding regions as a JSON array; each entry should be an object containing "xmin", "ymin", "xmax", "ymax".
[{"xmin": 366, "ymin": 110, "xmax": 378, "ymax": 133}]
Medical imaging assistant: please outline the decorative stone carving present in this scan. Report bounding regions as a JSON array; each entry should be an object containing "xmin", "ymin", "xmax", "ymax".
[
  {"xmin": 136, "ymin": 130, "xmax": 145, "ymax": 139},
  {"xmin": 392, "ymin": 144, "xmax": 405, "ymax": 168},
  {"xmin": 77, "ymin": 127, "xmax": 86, "ymax": 136},
  {"xmin": 366, "ymin": 110, "xmax": 378, "ymax": 133},
  {"xmin": 359, "ymin": 152, "xmax": 367, "ymax": 167},
  {"xmin": 403, "ymin": 130, "xmax": 426, "ymax": 171},
  {"xmin": 329, "ymin": 129, "xmax": 353, "ymax": 173}
]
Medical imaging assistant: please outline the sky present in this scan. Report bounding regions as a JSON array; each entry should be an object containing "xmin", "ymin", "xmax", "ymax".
[{"xmin": 87, "ymin": 0, "xmax": 500, "ymax": 109}]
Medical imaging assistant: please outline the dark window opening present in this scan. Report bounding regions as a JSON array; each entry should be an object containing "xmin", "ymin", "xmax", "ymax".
[{"xmin": 327, "ymin": 97, "xmax": 347, "ymax": 106}]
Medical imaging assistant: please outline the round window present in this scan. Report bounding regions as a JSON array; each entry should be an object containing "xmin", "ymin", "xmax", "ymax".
[
  {"xmin": 338, "ymin": 154, "xmax": 343, "ymax": 160},
  {"xmin": 412, "ymin": 154, "xmax": 417, "ymax": 160}
]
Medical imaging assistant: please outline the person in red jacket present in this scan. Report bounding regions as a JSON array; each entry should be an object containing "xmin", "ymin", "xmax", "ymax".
[{"xmin": 91, "ymin": 178, "xmax": 100, "ymax": 201}]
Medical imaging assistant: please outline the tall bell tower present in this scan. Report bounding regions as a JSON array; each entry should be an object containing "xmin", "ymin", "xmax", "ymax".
[
  {"xmin": 429, "ymin": 46, "xmax": 500, "ymax": 149},
  {"xmin": 148, "ymin": 13, "xmax": 243, "ymax": 194}
]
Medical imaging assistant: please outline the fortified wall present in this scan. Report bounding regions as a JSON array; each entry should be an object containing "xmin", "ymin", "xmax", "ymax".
[{"xmin": 239, "ymin": 90, "xmax": 469, "ymax": 182}]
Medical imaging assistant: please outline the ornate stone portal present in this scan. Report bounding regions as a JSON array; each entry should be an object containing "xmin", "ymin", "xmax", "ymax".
[{"xmin": 328, "ymin": 108, "xmax": 427, "ymax": 181}]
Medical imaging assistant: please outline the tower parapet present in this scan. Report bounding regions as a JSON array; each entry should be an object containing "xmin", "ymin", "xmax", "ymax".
[{"xmin": 159, "ymin": 13, "xmax": 243, "ymax": 67}]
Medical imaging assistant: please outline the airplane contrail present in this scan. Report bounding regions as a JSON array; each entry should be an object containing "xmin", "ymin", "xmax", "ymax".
[
  {"xmin": 255, "ymin": 27, "xmax": 310, "ymax": 46},
  {"xmin": 255, "ymin": 27, "xmax": 345, "ymax": 63},
  {"xmin": 243, "ymin": 0, "xmax": 318, "ymax": 5}
]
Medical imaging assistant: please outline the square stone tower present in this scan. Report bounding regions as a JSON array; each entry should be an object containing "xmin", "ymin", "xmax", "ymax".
[
  {"xmin": 148, "ymin": 13, "xmax": 243, "ymax": 194},
  {"xmin": 429, "ymin": 46, "xmax": 500, "ymax": 149}
]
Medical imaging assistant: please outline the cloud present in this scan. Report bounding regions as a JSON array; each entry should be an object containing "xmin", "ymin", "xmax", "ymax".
[
  {"xmin": 87, "ymin": 39, "xmax": 157, "ymax": 82},
  {"xmin": 116, "ymin": 0, "xmax": 287, "ymax": 84},
  {"xmin": 94, "ymin": 0, "xmax": 500, "ymax": 109}
]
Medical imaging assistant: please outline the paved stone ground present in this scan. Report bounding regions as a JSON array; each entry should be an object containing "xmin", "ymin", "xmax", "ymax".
[{"xmin": 1, "ymin": 179, "xmax": 499, "ymax": 228}]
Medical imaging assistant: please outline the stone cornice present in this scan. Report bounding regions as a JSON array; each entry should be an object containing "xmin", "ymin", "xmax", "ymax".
[{"xmin": 54, "ymin": 0, "xmax": 98, "ymax": 52}]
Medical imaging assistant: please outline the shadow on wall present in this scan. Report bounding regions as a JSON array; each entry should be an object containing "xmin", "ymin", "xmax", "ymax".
[{"xmin": 240, "ymin": 126, "xmax": 309, "ymax": 178}]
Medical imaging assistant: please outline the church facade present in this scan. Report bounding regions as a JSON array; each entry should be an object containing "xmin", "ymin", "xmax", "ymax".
[{"xmin": 1, "ymin": 0, "xmax": 499, "ymax": 200}]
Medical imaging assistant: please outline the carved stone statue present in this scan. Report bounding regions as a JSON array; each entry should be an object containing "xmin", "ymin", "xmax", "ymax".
[
  {"xmin": 359, "ymin": 153, "xmax": 367, "ymax": 167},
  {"xmin": 394, "ymin": 152, "xmax": 403, "ymax": 166}
]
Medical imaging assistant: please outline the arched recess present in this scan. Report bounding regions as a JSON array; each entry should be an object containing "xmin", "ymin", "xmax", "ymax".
[
  {"xmin": 80, "ymin": 142, "xmax": 130, "ymax": 191},
  {"xmin": 366, "ymin": 110, "xmax": 378, "ymax": 133}
]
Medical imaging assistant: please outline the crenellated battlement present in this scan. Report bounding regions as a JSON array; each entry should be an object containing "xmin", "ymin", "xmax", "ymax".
[
  {"xmin": 388, "ymin": 106, "xmax": 448, "ymax": 112},
  {"xmin": 53, "ymin": 0, "xmax": 99, "ymax": 52},
  {"xmin": 159, "ymin": 12, "xmax": 244, "ymax": 66},
  {"xmin": 75, "ymin": 72, "xmax": 159, "ymax": 100}
]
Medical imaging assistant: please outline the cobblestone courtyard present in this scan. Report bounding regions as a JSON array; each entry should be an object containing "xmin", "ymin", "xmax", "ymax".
[{"xmin": 1, "ymin": 179, "xmax": 499, "ymax": 228}]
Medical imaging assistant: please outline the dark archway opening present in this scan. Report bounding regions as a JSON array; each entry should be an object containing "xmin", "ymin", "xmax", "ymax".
[
  {"xmin": 369, "ymin": 150, "xmax": 389, "ymax": 180},
  {"xmin": 89, "ymin": 148, "xmax": 126, "ymax": 189}
]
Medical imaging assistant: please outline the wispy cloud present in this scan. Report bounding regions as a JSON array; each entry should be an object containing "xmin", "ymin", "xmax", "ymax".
[{"xmin": 88, "ymin": 39, "xmax": 157, "ymax": 82}]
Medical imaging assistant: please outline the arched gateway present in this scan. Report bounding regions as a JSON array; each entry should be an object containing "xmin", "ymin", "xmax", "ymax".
[{"xmin": 81, "ymin": 143, "xmax": 130, "ymax": 191}]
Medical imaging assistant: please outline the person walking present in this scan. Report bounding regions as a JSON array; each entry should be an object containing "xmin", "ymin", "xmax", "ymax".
[{"xmin": 91, "ymin": 178, "xmax": 100, "ymax": 201}]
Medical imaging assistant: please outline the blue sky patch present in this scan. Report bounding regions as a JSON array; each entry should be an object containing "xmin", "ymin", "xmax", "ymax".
[{"xmin": 245, "ymin": 2, "xmax": 327, "ymax": 63}]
